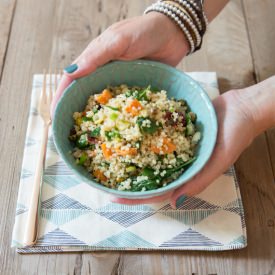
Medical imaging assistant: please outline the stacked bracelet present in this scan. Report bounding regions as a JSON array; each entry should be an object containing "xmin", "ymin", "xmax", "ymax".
[{"xmin": 144, "ymin": 0, "xmax": 208, "ymax": 54}]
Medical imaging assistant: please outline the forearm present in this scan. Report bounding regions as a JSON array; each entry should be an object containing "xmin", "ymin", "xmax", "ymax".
[
  {"xmin": 204, "ymin": 0, "xmax": 230, "ymax": 22},
  {"xmin": 236, "ymin": 76, "xmax": 275, "ymax": 137}
]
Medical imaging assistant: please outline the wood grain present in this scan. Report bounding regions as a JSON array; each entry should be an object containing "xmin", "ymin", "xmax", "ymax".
[
  {"xmin": 242, "ymin": 0, "xmax": 275, "ymax": 181},
  {"xmin": 0, "ymin": 0, "xmax": 275, "ymax": 274},
  {"xmin": 241, "ymin": 3, "xmax": 275, "ymax": 273},
  {"xmin": 0, "ymin": 0, "xmax": 16, "ymax": 78}
]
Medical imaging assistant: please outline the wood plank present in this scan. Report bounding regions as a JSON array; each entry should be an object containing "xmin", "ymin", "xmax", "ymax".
[
  {"xmin": 183, "ymin": 1, "xmax": 275, "ymax": 274},
  {"xmin": 0, "ymin": 0, "xmax": 148, "ymax": 274},
  {"xmin": 242, "ymin": 0, "xmax": 275, "ymax": 181},
  {"xmin": 242, "ymin": 0, "xmax": 275, "ymax": 82},
  {"xmin": 240, "ymin": 3, "xmax": 275, "ymax": 273},
  {"xmin": 0, "ymin": 0, "xmax": 16, "ymax": 79},
  {"xmin": 0, "ymin": 0, "xmax": 274, "ymax": 274}
]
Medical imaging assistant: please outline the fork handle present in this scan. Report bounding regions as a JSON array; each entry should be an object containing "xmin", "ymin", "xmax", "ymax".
[{"xmin": 23, "ymin": 122, "xmax": 50, "ymax": 246}]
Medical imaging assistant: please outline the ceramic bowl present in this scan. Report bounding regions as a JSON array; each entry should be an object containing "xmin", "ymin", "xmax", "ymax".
[{"xmin": 53, "ymin": 60, "xmax": 217, "ymax": 199}]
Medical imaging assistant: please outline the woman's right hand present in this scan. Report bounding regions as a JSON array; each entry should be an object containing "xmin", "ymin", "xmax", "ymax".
[{"xmin": 52, "ymin": 12, "xmax": 190, "ymax": 113}]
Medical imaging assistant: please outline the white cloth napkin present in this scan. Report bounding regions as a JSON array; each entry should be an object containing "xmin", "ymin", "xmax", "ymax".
[{"xmin": 12, "ymin": 73, "xmax": 247, "ymax": 253}]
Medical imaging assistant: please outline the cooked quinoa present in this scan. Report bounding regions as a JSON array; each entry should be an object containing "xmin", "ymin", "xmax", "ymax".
[{"xmin": 69, "ymin": 85, "xmax": 201, "ymax": 191}]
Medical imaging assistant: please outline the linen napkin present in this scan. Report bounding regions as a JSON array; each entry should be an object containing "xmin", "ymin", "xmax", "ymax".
[{"xmin": 12, "ymin": 73, "xmax": 247, "ymax": 253}]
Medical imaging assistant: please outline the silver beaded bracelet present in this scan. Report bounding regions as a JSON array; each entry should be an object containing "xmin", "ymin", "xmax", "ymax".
[
  {"xmin": 144, "ymin": 0, "xmax": 208, "ymax": 54},
  {"xmin": 145, "ymin": 3, "xmax": 196, "ymax": 53}
]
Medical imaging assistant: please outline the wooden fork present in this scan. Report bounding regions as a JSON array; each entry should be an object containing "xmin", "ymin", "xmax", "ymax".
[{"xmin": 23, "ymin": 70, "xmax": 59, "ymax": 246}]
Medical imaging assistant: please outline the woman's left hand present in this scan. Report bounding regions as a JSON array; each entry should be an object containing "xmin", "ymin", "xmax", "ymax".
[
  {"xmin": 51, "ymin": 12, "xmax": 189, "ymax": 115},
  {"xmin": 112, "ymin": 87, "xmax": 256, "ymax": 208}
]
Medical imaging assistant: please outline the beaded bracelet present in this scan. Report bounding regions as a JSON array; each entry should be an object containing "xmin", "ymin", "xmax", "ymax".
[
  {"xmin": 159, "ymin": 2, "xmax": 202, "ymax": 48},
  {"xmin": 159, "ymin": 0, "xmax": 208, "ymax": 47},
  {"xmin": 145, "ymin": 3, "xmax": 196, "ymax": 53},
  {"xmin": 144, "ymin": 0, "xmax": 208, "ymax": 54},
  {"xmin": 163, "ymin": 0, "xmax": 202, "ymax": 31}
]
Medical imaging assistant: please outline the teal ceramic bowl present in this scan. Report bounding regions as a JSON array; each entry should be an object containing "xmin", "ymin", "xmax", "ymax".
[{"xmin": 53, "ymin": 60, "xmax": 217, "ymax": 199}]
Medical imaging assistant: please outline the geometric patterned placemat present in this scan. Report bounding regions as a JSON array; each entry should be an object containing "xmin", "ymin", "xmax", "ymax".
[{"xmin": 12, "ymin": 73, "xmax": 247, "ymax": 253}]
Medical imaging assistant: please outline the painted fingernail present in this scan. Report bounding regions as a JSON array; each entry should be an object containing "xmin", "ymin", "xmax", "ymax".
[
  {"xmin": 64, "ymin": 63, "xmax": 78, "ymax": 74},
  {"xmin": 176, "ymin": 195, "xmax": 187, "ymax": 208}
]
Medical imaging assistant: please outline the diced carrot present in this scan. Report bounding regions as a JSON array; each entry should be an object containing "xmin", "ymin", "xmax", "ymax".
[
  {"xmin": 151, "ymin": 138, "xmax": 176, "ymax": 154},
  {"xmin": 93, "ymin": 169, "xmax": 107, "ymax": 182},
  {"xmin": 95, "ymin": 89, "xmax": 112, "ymax": 105},
  {"xmin": 101, "ymin": 143, "xmax": 138, "ymax": 159},
  {"xmin": 115, "ymin": 147, "xmax": 138, "ymax": 156},
  {"xmin": 101, "ymin": 143, "xmax": 113, "ymax": 159},
  {"xmin": 125, "ymin": 99, "xmax": 143, "ymax": 116}
]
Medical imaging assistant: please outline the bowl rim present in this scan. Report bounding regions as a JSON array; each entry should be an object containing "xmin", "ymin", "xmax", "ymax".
[{"xmin": 53, "ymin": 59, "xmax": 218, "ymax": 198}]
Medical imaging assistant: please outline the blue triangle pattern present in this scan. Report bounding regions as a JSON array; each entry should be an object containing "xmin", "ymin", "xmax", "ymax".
[
  {"xmin": 229, "ymin": 235, "xmax": 246, "ymax": 245},
  {"xmin": 44, "ymin": 161, "xmax": 74, "ymax": 175},
  {"xmin": 160, "ymin": 197, "xmax": 219, "ymax": 211},
  {"xmin": 223, "ymin": 198, "xmax": 246, "ymax": 228},
  {"xmin": 21, "ymin": 168, "xmax": 32, "ymax": 179},
  {"xmin": 16, "ymin": 209, "xmax": 28, "ymax": 215},
  {"xmin": 30, "ymin": 107, "xmax": 38, "ymax": 116},
  {"xmin": 40, "ymin": 209, "xmax": 90, "ymax": 225},
  {"xmin": 161, "ymin": 209, "xmax": 218, "ymax": 225},
  {"xmin": 16, "ymin": 203, "xmax": 27, "ymax": 209},
  {"xmin": 223, "ymin": 199, "xmax": 241, "ymax": 214},
  {"xmin": 95, "ymin": 203, "xmax": 155, "ymax": 227},
  {"xmin": 25, "ymin": 137, "xmax": 36, "ymax": 147},
  {"xmin": 238, "ymin": 202, "xmax": 246, "ymax": 229},
  {"xmin": 94, "ymin": 230, "xmax": 155, "ymax": 248},
  {"xmin": 160, "ymin": 228, "xmax": 223, "ymax": 247},
  {"xmin": 41, "ymin": 193, "xmax": 91, "ymax": 210},
  {"xmin": 97, "ymin": 203, "xmax": 155, "ymax": 212},
  {"xmin": 36, "ymin": 228, "xmax": 86, "ymax": 246},
  {"xmin": 17, "ymin": 246, "xmax": 64, "ymax": 253},
  {"xmin": 96, "ymin": 210, "xmax": 155, "ymax": 227},
  {"xmin": 47, "ymin": 136, "xmax": 58, "ymax": 154},
  {"xmin": 223, "ymin": 167, "xmax": 234, "ymax": 176},
  {"xmin": 43, "ymin": 175, "xmax": 81, "ymax": 190},
  {"xmin": 16, "ymin": 203, "xmax": 28, "ymax": 215}
]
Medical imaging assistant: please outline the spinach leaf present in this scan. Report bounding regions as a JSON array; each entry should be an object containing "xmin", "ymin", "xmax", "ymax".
[
  {"xmin": 128, "ymin": 157, "xmax": 196, "ymax": 191},
  {"xmin": 136, "ymin": 117, "xmax": 159, "ymax": 134},
  {"xmin": 106, "ymin": 105, "xmax": 120, "ymax": 111},
  {"xmin": 105, "ymin": 129, "xmax": 121, "ymax": 141},
  {"xmin": 76, "ymin": 134, "xmax": 88, "ymax": 149},
  {"xmin": 130, "ymin": 179, "xmax": 161, "ymax": 191},
  {"xmin": 141, "ymin": 167, "xmax": 155, "ymax": 179},
  {"xmin": 125, "ymin": 86, "xmax": 150, "ymax": 101},
  {"xmin": 89, "ymin": 127, "xmax": 101, "ymax": 137},
  {"xmin": 82, "ymin": 116, "xmax": 93, "ymax": 122}
]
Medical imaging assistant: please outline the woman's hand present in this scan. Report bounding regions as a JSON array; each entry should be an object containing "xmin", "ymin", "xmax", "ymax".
[
  {"xmin": 51, "ymin": 12, "xmax": 189, "ymax": 113},
  {"xmin": 113, "ymin": 87, "xmax": 258, "ymax": 208}
]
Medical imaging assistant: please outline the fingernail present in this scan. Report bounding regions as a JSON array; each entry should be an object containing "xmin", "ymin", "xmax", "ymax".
[
  {"xmin": 64, "ymin": 64, "xmax": 78, "ymax": 74},
  {"xmin": 176, "ymin": 195, "xmax": 187, "ymax": 208}
]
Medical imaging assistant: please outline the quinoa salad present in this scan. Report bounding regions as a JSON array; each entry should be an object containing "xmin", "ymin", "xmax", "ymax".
[{"xmin": 69, "ymin": 85, "xmax": 201, "ymax": 192}]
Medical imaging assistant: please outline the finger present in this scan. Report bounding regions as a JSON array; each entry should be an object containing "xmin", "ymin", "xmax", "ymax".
[
  {"xmin": 63, "ymin": 33, "xmax": 123, "ymax": 79},
  {"xmin": 111, "ymin": 192, "xmax": 172, "ymax": 205},
  {"xmin": 51, "ymin": 74, "xmax": 73, "ymax": 117},
  {"xmin": 169, "ymin": 143, "xmax": 233, "ymax": 209}
]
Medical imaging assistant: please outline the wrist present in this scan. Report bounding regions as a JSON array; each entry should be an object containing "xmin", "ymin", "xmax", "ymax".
[
  {"xmin": 235, "ymin": 76, "xmax": 275, "ymax": 138},
  {"xmin": 144, "ymin": 11, "xmax": 190, "ymax": 53}
]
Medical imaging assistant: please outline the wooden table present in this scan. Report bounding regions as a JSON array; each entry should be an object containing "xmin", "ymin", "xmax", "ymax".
[{"xmin": 0, "ymin": 0, "xmax": 274, "ymax": 274}]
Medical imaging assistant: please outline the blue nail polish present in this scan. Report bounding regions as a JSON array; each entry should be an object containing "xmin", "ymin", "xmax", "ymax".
[
  {"xmin": 64, "ymin": 64, "xmax": 78, "ymax": 73},
  {"xmin": 176, "ymin": 195, "xmax": 187, "ymax": 208}
]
